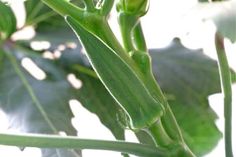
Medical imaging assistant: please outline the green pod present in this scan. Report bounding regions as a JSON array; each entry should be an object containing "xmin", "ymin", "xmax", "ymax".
[
  {"xmin": 0, "ymin": 2, "xmax": 16, "ymax": 41},
  {"xmin": 116, "ymin": 0, "xmax": 149, "ymax": 17},
  {"xmin": 66, "ymin": 16, "xmax": 164, "ymax": 130}
]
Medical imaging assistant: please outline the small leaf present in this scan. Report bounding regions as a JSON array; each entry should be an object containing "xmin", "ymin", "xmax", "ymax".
[
  {"xmin": 66, "ymin": 16, "xmax": 164, "ymax": 130},
  {"xmin": 0, "ymin": 1, "xmax": 16, "ymax": 41}
]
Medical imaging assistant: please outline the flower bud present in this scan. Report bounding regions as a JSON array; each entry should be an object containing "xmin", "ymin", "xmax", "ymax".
[{"xmin": 117, "ymin": 0, "xmax": 149, "ymax": 17}]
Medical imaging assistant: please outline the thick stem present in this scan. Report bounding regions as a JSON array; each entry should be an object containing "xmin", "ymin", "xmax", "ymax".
[
  {"xmin": 215, "ymin": 33, "xmax": 233, "ymax": 157},
  {"xmin": 41, "ymin": 0, "xmax": 131, "ymax": 64},
  {"xmin": 161, "ymin": 105, "xmax": 183, "ymax": 142},
  {"xmin": 42, "ymin": 0, "xmax": 84, "ymax": 20},
  {"xmin": 146, "ymin": 121, "xmax": 173, "ymax": 147},
  {"xmin": 143, "ymin": 73, "xmax": 195, "ymax": 157},
  {"xmin": 0, "ymin": 133, "xmax": 168, "ymax": 157}
]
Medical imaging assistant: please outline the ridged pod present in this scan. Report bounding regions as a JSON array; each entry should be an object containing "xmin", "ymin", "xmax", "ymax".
[{"xmin": 66, "ymin": 16, "xmax": 164, "ymax": 130}]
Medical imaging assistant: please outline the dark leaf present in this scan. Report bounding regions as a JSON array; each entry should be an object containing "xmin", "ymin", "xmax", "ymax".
[{"xmin": 0, "ymin": 49, "xmax": 81, "ymax": 157}]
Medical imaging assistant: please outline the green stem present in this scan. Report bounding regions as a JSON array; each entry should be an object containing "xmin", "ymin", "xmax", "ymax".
[
  {"xmin": 42, "ymin": 0, "xmax": 84, "ymax": 21},
  {"xmin": 215, "ymin": 33, "xmax": 233, "ymax": 157},
  {"xmin": 161, "ymin": 105, "xmax": 183, "ymax": 142},
  {"xmin": 41, "ymin": 0, "xmax": 127, "ymax": 61},
  {"xmin": 72, "ymin": 64, "xmax": 98, "ymax": 78},
  {"xmin": 143, "ymin": 73, "xmax": 195, "ymax": 157},
  {"xmin": 100, "ymin": 0, "xmax": 115, "ymax": 16},
  {"xmin": 83, "ymin": 0, "xmax": 95, "ymax": 11},
  {"xmin": 0, "ymin": 133, "xmax": 168, "ymax": 157},
  {"xmin": 118, "ymin": 13, "xmax": 137, "ymax": 52},
  {"xmin": 5, "ymin": 51, "xmax": 58, "ymax": 134},
  {"xmin": 27, "ymin": 11, "xmax": 57, "ymax": 26},
  {"xmin": 147, "ymin": 121, "xmax": 173, "ymax": 147},
  {"xmin": 133, "ymin": 21, "xmax": 147, "ymax": 52}
]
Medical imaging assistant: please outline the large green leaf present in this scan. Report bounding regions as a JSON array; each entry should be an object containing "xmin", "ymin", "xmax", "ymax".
[
  {"xmin": 150, "ymin": 38, "xmax": 222, "ymax": 156},
  {"xmin": 0, "ymin": 1, "xmax": 16, "ymax": 41},
  {"xmin": 0, "ymin": 49, "xmax": 81, "ymax": 157}
]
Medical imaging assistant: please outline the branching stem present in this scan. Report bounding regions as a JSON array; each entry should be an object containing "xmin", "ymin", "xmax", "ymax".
[
  {"xmin": 99, "ymin": 0, "xmax": 114, "ymax": 16},
  {"xmin": 83, "ymin": 0, "xmax": 95, "ymax": 11}
]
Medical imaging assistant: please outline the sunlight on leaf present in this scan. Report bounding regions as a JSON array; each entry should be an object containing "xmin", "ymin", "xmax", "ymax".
[
  {"xmin": 11, "ymin": 26, "xmax": 35, "ymax": 41},
  {"xmin": 67, "ymin": 73, "xmax": 83, "ymax": 89},
  {"xmin": 21, "ymin": 57, "xmax": 47, "ymax": 80},
  {"xmin": 42, "ymin": 51, "xmax": 54, "ymax": 60},
  {"xmin": 30, "ymin": 41, "xmax": 51, "ymax": 51}
]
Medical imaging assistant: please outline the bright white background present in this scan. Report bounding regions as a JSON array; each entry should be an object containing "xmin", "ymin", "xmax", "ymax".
[{"xmin": 0, "ymin": 0, "xmax": 235, "ymax": 157}]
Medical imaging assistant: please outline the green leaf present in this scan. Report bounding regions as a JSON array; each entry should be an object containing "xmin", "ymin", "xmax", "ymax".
[
  {"xmin": 0, "ymin": 1, "xmax": 16, "ymax": 41},
  {"xmin": 25, "ymin": 0, "xmax": 83, "ymax": 28},
  {"xmin": 0, "ymin": 49, "xmax": 81, "ymax": 157},
  {"xmin": 66, "ymin": 16, "xmax": 164, "ymax": 130},
  {"xmin": 25, "ymin": 0, "xmax": 59, "ymax": 27},
  {"xmin": 150, "ymin": 38, "xmax": 223, "ymax": 156}
]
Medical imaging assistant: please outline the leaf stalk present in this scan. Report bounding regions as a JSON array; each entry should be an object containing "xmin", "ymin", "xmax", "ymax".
[
  {"xmin": 0, "ymin": 133, "xmax": 168, "ymax": 157},
  {"xmin": 215, "ymin": 33, "xmax": 233, "ymax": 157}
]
